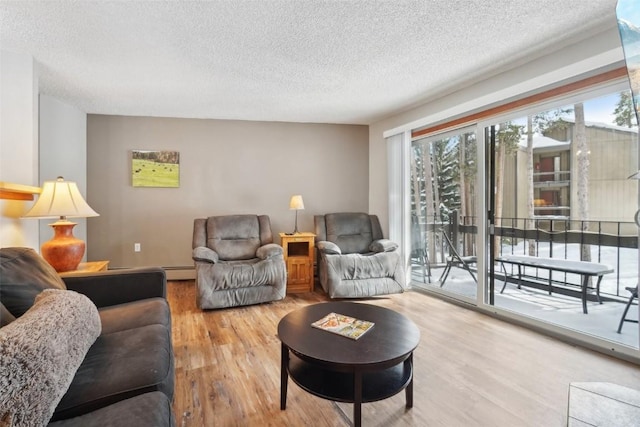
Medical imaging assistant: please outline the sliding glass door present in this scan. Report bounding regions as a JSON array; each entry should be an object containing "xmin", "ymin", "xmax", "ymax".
[
  {"xmin": 486, "ymin": 89, "xmax": 639, "ymax": 349},
  {"xmin": 402, "ymin": 83, "xmax": 639, "ymax": 352},
  {"xmin": 410, "ymin": 127, "xmax": 478, "ymax": 303}
]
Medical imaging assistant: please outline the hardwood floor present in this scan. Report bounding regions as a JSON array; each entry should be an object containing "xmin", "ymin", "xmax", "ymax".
[{"xmin": 168, "ymin": 280, "xmax": 640, "ymax": 426}]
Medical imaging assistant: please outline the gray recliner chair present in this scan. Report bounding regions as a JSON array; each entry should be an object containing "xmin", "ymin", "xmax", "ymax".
[
  {"xmin": 192, "ymin": 215, "xmax": 287, "ymax": 309},
  {"xmin": 314, "ymin": 212, "xmax": 407, "ymax": 298}
]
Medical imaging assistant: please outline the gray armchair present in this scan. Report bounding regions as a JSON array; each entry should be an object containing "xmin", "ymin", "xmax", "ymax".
[
  {"xmin": 314, "ymin": 212, "xmax": 407, "ymax": 298},
  {"xmin": 192, "ymin": 215, "xmax": 287, "ymax": 309}
]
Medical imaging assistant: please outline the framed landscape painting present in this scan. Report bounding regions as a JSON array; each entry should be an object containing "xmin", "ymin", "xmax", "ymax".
[{"xmin": 131, "ymin": 150, "xmax": 180, "ymax": 188}]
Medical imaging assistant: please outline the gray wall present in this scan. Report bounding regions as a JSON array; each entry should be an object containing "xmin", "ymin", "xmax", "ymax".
[{"xmin": 86, "ymin": 115, "xmax": 368, "ymax": 275}]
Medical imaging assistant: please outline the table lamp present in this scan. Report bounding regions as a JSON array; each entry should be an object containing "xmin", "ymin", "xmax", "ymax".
[
  {"xmin": 289, "ymin": 195, "xmax": 304, "ymax": 234},
  {"xmin": 23, "ymin": 176, "xmax": 99, "ymax": 272}
]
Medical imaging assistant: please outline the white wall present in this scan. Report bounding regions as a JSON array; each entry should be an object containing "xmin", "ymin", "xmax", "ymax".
[
  {"xmin": 39, "ymin": 95, "xmax": 88, "ymax": 257},
  {"xmin": 0, "ymin": 50, "xmax": 39, "ymax": 249}
]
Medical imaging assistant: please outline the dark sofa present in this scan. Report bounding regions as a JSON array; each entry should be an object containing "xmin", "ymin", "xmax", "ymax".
[{"xmin": 0, "ymin": 247, "xmax": 175, "ymax": 426}]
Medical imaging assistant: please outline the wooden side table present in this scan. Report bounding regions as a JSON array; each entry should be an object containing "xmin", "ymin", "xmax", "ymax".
[
  {"xmin": 59, "ymin": 260, "xmax": 109, "ymax": 277},
  {"xmin": 279, "ymin": 232, "xmax": 315, "ymax": 293}
]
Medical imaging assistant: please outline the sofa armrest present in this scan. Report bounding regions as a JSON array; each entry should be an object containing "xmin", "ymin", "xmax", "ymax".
[
  {"xmin": 317, "ymin": 240, "xmax": 342, "ymax": 255},
  {"xmin": 369, "ymin": 239, "xmax": 399, "ymax": 253},
  {"xmin": 192, "ymin": 246, "xmax": 219, "ymax": 264},
  {"xmin": 62, "ymin": 267, "xmax": 167, "ymax": 308},
  {"xmin": 257, "ymin": 243, "xmax": 283, "ymax": 259}
]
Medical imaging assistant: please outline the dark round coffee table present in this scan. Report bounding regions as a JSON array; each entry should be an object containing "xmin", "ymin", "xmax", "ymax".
[{"xmin": 278, "ymin": 301, "xmax": 420, "ymax": 427}]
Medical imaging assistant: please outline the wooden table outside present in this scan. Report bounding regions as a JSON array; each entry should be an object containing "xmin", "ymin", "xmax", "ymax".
[
  {"xmin": 497, "ymin": 255, "xmax": 614, "ymax": 314},
  {"xmin": 278, "ymin": 301, "xmax": 420, "ymax": 427}
]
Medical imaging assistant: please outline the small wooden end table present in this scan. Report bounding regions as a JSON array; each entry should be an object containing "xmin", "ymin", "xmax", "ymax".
[
  {"xmin": 59, "ymin": 260, "xmax": 109, "ymax": 277},
  {"xmin": 279, "ymin": 232, "xmax": 315, "ymax": 293}
]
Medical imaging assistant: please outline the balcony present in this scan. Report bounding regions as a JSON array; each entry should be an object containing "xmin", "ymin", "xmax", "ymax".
[
  {"xmin": 409, "ymin": 216, "xmax": 639, "ymax": 349},
  {"xmin": 533, "ymin": 169, "xmax": 571, "ymax": 187}
]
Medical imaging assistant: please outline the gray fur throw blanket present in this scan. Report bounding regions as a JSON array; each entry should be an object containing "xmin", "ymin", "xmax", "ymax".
[{"xmin": 0, "ymin": 289, "xmax": 101, "ymax": 426}]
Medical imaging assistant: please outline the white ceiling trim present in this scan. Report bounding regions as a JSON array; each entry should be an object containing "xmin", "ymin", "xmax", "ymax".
[{"xmin": 383, "ymin": 30, "xmax": 625, "ymax": 138}]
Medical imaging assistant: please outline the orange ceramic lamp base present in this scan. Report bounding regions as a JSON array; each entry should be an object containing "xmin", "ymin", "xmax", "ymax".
[{"xmin": 41, "ymin": 220, "xmax": 85, "ymax": 272}]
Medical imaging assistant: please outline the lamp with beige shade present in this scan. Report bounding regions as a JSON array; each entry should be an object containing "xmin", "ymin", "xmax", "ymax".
[
  {"xmin": 23, "ymin": 177, "xmax": 99, "ymax": 272},
  {"xmin": 289, "ymin": 195, "xmax": 304, "ymax": 234}
]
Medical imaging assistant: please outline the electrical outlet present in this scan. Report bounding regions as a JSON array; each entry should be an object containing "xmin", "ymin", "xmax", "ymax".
[{"xmin": 134, "ymin": 243, "xmax": 141, "ymax": 252}]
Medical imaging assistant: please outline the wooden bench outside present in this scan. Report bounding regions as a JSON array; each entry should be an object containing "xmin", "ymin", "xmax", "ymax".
[{"xmin": 496, "ymin": 255, "xmax": 614, "ymax": 314}]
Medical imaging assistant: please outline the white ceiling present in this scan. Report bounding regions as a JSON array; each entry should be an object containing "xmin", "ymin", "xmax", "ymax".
[{"xmin": 0, "ymin": 0, "xmax": 621, "ymax": 125}]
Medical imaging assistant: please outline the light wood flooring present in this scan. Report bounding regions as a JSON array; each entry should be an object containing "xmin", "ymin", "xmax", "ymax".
[{"xmin": 168, "ymin": 280, "xmax": 640, "ymax": 426}]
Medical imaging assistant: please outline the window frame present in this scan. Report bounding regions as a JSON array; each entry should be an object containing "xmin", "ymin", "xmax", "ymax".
[{"xmin": 389, "ymin": 73, "xmax": 639, "ymax": 361}]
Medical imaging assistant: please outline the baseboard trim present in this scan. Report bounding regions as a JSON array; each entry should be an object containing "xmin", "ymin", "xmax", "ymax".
[
  {"xmin": 164, "ymin": 266, "xmax": 195, "ymax": 280},
  {"xmin": 106, "ymin": 265, "xmax": 195, "ymax": 280}
]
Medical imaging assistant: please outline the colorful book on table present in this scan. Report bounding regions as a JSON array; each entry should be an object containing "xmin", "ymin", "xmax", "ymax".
[{"xmin": 311, "ymin": 312, "xmax": 374, "ymax": 340}]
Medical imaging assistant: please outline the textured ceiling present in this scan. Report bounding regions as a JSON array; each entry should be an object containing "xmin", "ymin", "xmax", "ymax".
[{"xmin": 0, "ymin": 0, "xmax": 620, "ymax": 124}]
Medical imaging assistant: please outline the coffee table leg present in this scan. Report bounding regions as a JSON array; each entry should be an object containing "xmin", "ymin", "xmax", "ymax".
[
  {"xmin": 354, "ymin": 370, "xmax": 362, "ymax": 427},
  {"xmin": 280, "ymin": 343, "xmax": 289, "ymax": 410},
  {"xmin": 405, "ymin": 353, "xmax": 414, "ymax": 408}
]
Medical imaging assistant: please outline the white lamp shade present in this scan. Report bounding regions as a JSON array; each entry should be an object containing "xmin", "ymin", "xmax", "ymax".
[
  {"xmin": 289, "ymin": 195, "xmax": 304, "ymax": 210},
  {"xmin": 23, "ymin": 177, "xmax": 99, "ymax": 219}
]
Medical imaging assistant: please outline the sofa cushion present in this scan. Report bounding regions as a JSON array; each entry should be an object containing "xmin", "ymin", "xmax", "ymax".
[
  {"xmin": 0, "ymin": 289, "xmax": 101, "ymax": 427},
  {"xmin": 47, "ymin": 392, "xmax": 175, "ymax": 427},
  {"xmin": 0, "ymin": 247, "xmax": 67, "ymax": 317},
  {"xmin": 325, "ymin": 213, "xmax": 373, "ymax": 254},
  {"xmin": 206, "ymin": 215, "xmax": 261, "ymax": 260},
  {"xmin": 52, "ymin": 324, "xmax": 174, "ymax": 421},
  {"xmin": 98, "ymin": 298, "xmax": 171, "ymax": 335},
  {"xmin": 325, "ymin": 252, "xmax": 402, "ymax": 280}
]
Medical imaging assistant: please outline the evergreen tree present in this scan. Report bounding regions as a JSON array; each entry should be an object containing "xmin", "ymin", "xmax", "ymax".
[
  {"xmin": 613, "ymin": 91, "xmax": 637, "ymax": 128},
  {"xmin": 535, "ymin": 107, "xmax": 573, "ymax": 136},
  {"xmin": 411, "ymin": 131, "xmax": 479, "ymax": 224},
  {"xmin": 410, "ymin": 142, "xmax": 431, "ymax": 218},
  {"xmin": 432, "ymin": 137, "xmax": 460, "ymax": 221}
]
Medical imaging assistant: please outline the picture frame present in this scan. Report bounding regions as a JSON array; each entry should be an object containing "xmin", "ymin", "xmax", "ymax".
[{"xmin": 131, "ymin": 150, "xmax": 180, "ymax": 188}]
